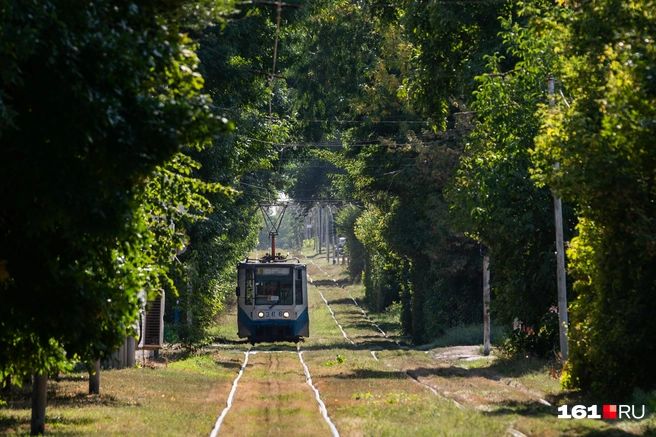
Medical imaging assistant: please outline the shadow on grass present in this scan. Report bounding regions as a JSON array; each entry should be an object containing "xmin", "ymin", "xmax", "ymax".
[
  {"xmin": 559, "ymin": 426, "xmax": 654, "ymax": 437},
  {"xmin": 299, "ymin": 340, "xmax": 400, "ymax": 352},
  {"xmin": 212, "ymin": 337, "xmax": 250, "ymax": 345},
  {"xmin": 0, "ymin": 415, "xmax": 22, "ymax": 435},
  {"xmin": 1, "ymin": 388, "xmax": 136, "ymax": 411},
  {"xmin": 323, "ymin": 297, "xmax": 359, "ymax": 306},
  {"xmin": 49, "ymin": 392, "xmax": 136, "ymax": 409},
  {"xmin": 333, "ymin": 369, "xmax": 407, "ymax": 380},
  {"xmin": 311, "ymin": 279, "xmax": 341, "ymax": 288},
  {"xmin": 406, "ymin": 359, "xmax": 542, "ymax": 383},
  {"xmin": 483, "ymin": 399, "xmax": 554, "ymax": 418},
  {"xmin": 0, "ymin": 413, "xmax": 92, "ymax": 436}
]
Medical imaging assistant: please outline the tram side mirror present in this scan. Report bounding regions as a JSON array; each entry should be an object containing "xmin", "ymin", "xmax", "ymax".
[{"xmin": 235, "ymin": 286, "xmax": 240, "ymax": 297}]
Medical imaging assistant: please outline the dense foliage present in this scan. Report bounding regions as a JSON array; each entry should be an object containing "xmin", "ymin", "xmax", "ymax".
[
  {"xmin": 446, "ymin": 12, "xmax": 577, "ymax": 357},
  {"xmin": 0, "ymin": 0, "xmax": 233, "ymax": 380},
  {"xmin": 532, "ymin": 0, "xmax": 656, "ymax": 398}
]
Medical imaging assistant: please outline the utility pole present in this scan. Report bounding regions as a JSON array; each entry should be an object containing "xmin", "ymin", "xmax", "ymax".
[
  {"xmin": 549, "ymin": 76, "xmax": 569, "ymax": 361},
  {"xmin": 483, "ymin": 250, "xmax": 491, "ymax": 356},
  {"xmin": 318, "ymin": 205, "xmax": 322, "ymax": 254},
  {"xmin": 325, "ymin": 205, "xmax": 330, "ymax": 263},
  {"xmin": 313, "ymin": 205, "xmax": 319, "ymax": 251}
]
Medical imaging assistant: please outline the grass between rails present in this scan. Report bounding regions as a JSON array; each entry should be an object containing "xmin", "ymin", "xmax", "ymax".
[{"xmin": 214, "ymin": 351, "xmax": 334, "ymax": 437}]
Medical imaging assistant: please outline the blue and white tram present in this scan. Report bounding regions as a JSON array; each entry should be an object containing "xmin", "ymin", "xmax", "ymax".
[{"xmin": 236, "ymin": 257, "xmax": 309, "ymax": 343}]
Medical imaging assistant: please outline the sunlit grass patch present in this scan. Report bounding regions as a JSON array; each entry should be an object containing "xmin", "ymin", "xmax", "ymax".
[{"xmin": 167, "ymin": 352, "xmax": 237, "ymax": 378}]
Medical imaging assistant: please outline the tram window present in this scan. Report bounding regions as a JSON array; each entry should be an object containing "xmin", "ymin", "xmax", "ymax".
[
  {"xmin": 295, "ymin": 269, "xmax": 303, "ymax": 305},
  {"xmin": 245, "ymin": 269, "xmax": 253, "ymax": 305},
  {"xmin": 255, "ymin": 274, "xmax": 293, "ymax": 306}
]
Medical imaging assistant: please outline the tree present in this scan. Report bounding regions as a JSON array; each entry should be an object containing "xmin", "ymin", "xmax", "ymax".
[
  {"xmin": 283, "ymin": 0, "xmax": 485, "ymax": 343},
  {"xmin": 399, "ymin": 0, "xmax": 514, "ymax": 124},
  {"xmin": 533, "ymin": 0, "xmax": 656, "ymax": 398},
  {"xmin": 447, "ymin": 7, "xmax": 577, "ymax": 356},
  {"xmin": 0, "ymin": 0, "xmax": 231, "ymax": 431}
]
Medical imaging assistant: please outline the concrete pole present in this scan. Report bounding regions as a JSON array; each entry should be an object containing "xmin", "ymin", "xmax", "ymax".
[
  {"xmin": 31, "ymin": 372, "xmax": 48, "ymax": 435},
  {"xmin": 483, "ymin": 255, "xmax": 491, "ymax": 356},
  {"xmin": 318, "ymin": 206, "xmax": 322, "ymax": 254},
  {"xmin": 549, "ymin": 76, "xmax": 569, "ymax": 361},
  {"xmin": 325, "ymin": 206, "xmax": 330, "ymax": 263},
  {"xmin": 126, "ymin": 336, "xmax": 136, "ymax": 367}
]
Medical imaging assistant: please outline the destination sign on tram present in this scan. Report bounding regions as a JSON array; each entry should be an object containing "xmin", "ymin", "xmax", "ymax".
[{"xmin": 257, "ymin": 267, "xmax": 290, "ymax": 275}]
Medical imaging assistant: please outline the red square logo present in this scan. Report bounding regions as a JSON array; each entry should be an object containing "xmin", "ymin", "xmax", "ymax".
[{"xmin": 603, "ymin": 405, "xmax": 617, "ymax": 419}]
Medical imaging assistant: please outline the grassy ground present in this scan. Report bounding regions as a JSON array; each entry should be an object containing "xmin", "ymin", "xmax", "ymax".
[
  {"xmin": 0, "ymin": 350, "xmax": 238, "ymax": 436},
  {"xmin": 2, "ymin": 248, "xmax": 655, "ymax": 436}
]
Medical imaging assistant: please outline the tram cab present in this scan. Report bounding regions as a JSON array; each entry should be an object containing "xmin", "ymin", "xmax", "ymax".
[{"xmin": 236, "ymin": 255, "xmax": 309, "ymax": 343}]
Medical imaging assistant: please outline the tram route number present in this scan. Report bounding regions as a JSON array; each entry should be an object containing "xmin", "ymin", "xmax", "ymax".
[{"xmin": 260, "ymin": 310, "xmax": 287, "ymax": 319}]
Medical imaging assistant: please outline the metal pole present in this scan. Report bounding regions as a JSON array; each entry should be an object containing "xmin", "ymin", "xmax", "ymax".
[{"xmin": 549, "ymin": 76, "xmax": 569, "ymax": 361}]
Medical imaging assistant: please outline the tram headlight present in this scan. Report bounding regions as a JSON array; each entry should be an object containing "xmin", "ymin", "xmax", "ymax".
[
  {"xmin": 283, "ymin": 311, "xmax": 290, "ymax": 318},
  {"xmin": 258, "ymin": 311, "xmax": 265, "ymax": 318}
]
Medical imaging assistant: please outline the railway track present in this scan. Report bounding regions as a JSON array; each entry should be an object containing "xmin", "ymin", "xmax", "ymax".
[
  {"xmin": 206, "ymin": 252, "xmax": 558, "ymax": 436},
  {"xmin": 209, "ymin": 346, "xmax": 339, "ymax": 437},
  {"xmin": 301, "ymin": 254, "xmax": 552, "ymax": 421}
]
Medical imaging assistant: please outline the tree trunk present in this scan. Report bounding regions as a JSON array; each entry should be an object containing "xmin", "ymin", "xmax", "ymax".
[
  {"xmin": 89, "ymin": 360, "xmax": 100, "ymax": 394},
  {"xmin": 30, "ymin": 372, "xmax": 47, "ymax": 435}
]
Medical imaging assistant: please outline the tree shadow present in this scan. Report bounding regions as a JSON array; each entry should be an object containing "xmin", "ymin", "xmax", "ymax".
[
  {"xmin": 482, "ymin": 399, "xmax": 554, "ymax": 418},
  {"xmin": 406, "ymin": 362, "xmax": 542, "ymax": 385},
  {"xmin": 311, "ymin": 279, "xmax": 339, "ymax": 287},
  {"xmin": 0, "ymin": 413, "xmax": 93, "ymax": 436},
  {"xmin": 332, "ymin": 369, "xmax": 407, "ymax": 380},
  {"xmin": 559, "ymin": 426, "xmax": 653, "ymax": 437},
  {"xmin": 212, "ymin": 337, "xmax": 250, "ymax": 345},
  {"xmin": 1, "ymin": 387, "xmax": 138, "ymax": 411},
  {"xmin": 325, "ymin": 297, "xmax": 359, "ymax": 306},
  {"xmin": 49, "ymin": 392, "xmax": 137, "ymax": 409}
]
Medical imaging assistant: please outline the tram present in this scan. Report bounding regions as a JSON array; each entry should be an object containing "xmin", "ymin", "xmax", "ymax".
[{"xmin": 236, "ymin": 253, "xmax": 309, "ymax": 343}]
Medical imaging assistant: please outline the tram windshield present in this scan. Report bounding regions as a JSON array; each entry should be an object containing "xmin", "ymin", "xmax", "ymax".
[{"xmin": 254, "ymin": 269, "xmax": 294, "ymax": 306}]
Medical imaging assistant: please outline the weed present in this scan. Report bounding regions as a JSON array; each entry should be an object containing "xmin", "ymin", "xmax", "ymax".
[{"xmin": 324, "ymin": 354, "xmax": 346, "ymax": 366}]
